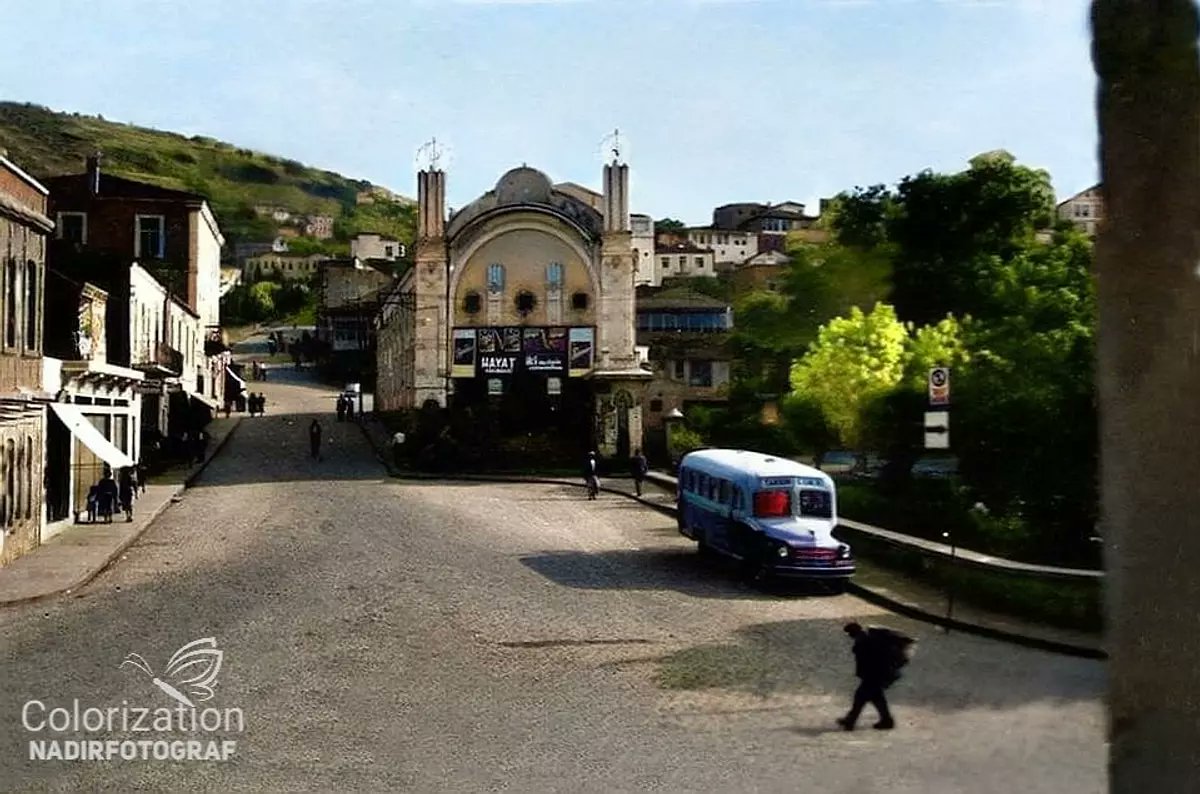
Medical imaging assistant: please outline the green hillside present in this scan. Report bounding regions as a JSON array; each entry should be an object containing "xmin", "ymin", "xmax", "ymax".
[{"xmin": 0, "ymin": 101, "xmax": 415, "ymax": 252}]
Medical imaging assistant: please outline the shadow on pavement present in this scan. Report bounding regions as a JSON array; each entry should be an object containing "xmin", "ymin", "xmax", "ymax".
[
  {"xmin": 518, "ymin": 548, "xmax": 847, "ymax": 601},
  {"xmin": 638, "ymin": 616, "xmax": 1104, "ymax": 713}
]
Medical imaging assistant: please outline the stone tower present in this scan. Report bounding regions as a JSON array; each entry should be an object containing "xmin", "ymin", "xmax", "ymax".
[
  {"xmin": 592, "ymin": 159, "xmax": 650, "ymax": 457},
  {"xmin": 413, "ymin": 169, "xmax": 449, "ymax": 407}
]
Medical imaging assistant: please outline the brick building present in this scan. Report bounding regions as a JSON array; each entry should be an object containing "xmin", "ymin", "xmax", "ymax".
[{"xmin": 0, "ymin": 155, "xmax": 52, "ymax": 566}]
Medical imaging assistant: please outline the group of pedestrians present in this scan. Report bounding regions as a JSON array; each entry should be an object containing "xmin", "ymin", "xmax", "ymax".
[
  {"xmin": 250, "ymin": 361, "xmax": 269, "ymax": 381},
  {"xmin": 246, "ymin": 393, "xmax": 267, "ymax": 417},
  {"xmin": 85, "ymin": 464, "xmax": 145, "ymax": 523},
  {"xmin": 335, "ymin": 395, "xmax": 357, "ymax": 422},
  {"xmin": 581, "ymin": 448, "xmax": 649, "ymax": 500}
]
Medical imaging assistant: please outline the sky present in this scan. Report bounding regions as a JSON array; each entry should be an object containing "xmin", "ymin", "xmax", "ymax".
[{"xmin": 2, "ymin": 0, "xmax": 1097, "ymax": 225}]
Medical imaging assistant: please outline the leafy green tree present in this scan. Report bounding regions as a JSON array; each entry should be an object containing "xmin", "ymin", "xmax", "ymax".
[
  {"xmin": 789, "ymin": 304, "xmax": 909, "ymax": 448},
  {"xmin": 887, "ymin": 153, "xmax": 1056, "ymax": 326},
  {"xmin": 655, "ymin": 218, "xmax": 687, "ymax": 232}
]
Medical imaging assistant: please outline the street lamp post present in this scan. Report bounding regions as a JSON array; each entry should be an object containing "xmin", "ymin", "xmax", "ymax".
[{"xmin": 943, "ymin": 530, "xmax": 956, "ymax": 633}]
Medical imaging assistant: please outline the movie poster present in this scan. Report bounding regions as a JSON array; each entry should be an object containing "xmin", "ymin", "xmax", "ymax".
[
  {"xmin": 568, "ymin": 327, "xmax": 594, "ymax": 377},
  {"xmin": 522, "ymin": 327, "xmax": 567, "ymax": 373},
  {"xmin": 478, "ymin": 327, "xmax": 503, "ymax": 354},
  {"xmin": 452, "ymin": 329, "xmax": 477, "ymax": 378},
  {"xmin": 501, "ymin": 327, "xmax": 522, "ymax": 354}
]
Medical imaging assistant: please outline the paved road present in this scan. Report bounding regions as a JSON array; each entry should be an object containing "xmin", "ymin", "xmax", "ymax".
[{"xmin": 0, "ymin": 371, "xmax": 1106, "ymax": 792}]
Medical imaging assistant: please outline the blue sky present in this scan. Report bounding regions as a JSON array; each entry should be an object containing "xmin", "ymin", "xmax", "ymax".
[{"xmin": 3, "ymin": 0, "xmax": 1096, "ymax": 224}]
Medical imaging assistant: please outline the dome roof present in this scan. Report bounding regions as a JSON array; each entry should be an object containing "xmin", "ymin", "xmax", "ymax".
[{"xmin": 494, "ymin": 166, "xmax": 553, "ymax": 205}]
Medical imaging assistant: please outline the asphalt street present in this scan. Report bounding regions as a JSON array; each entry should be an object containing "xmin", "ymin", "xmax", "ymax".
[{"xmin": 0, "ymin": 368, "xmax": 1106, "ymax": 793}]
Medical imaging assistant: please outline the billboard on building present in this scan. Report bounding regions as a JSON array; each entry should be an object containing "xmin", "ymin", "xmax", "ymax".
[
  {"xmin": 568, "ymin": 327, "xmax": 595, "ymax": 377},
  {"xmin": 455, "ymin": 326, "xmax": 594, "ymax": 379},
  {"xmin": 452, "ymin": 329, "xmax": 477, "ymax": 378},
  {"xmin": 522, "ymin": 327, "xmax": 568, "ymax": 373}
]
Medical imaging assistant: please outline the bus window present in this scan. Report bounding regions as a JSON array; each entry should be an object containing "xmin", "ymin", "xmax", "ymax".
[
  {"xmin": 719, "ymin": 480, "xmax": 730, "ymax": 504},
  {"xmin": 709, "ymin": 479, "xmax": 719, "ymax": 501},
  {"xmin": 754, "ymin": 489, "xmax": 791, "ymax": 518},
  {"xmin": 798, "ymin": 489, "xmax": 832, "ymax": 518}
]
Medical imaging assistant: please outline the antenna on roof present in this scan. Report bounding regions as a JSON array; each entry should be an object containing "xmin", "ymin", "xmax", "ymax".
[
  {"xmin": 415, "ymin": 137, "xmax": 452, "ymax": 172},
  {"xmin": 598, "ymin": 129, "xmax": 626, "ymax": 165}
]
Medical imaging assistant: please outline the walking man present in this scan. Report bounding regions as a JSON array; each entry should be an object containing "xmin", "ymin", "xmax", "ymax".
[
  {"xmin": 629, "ymin": 447, "xmax": 649, "ymax": 497},
  {"xmin": 836, "ymin": 622, "xmax": 914, "ymax": 731},
  {"xmin": 336, "ymin": 396, "xmax": 346, "ymax": 422},
  {"xmin": 309, "ymin": 419, "xmax": 322, "ymax": 460},
  {"xmin": 583, "ymin": 451, "xmax": 600, "ymax": 500}
]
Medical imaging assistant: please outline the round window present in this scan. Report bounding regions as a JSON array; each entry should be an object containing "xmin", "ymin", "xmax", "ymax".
[
  {"xmin": 515, "ymin": 291, "xmax": 537, "ymax": 315},
  {"xmin": 463, "ymin": 292, "xmax": 482, "ymax": 314},
  {"xmin": 571, "ymin": 292, "xmax": 589, "ymax": 310}
]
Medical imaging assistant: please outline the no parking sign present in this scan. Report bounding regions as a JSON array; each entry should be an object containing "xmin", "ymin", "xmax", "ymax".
[{"xmin": 928, "ymin": 367, "xmax": 950, "ymax": 406}]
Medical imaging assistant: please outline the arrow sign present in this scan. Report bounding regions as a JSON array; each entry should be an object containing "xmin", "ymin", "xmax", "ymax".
[{"xmin": 924, "ymin": 411, "xmax": 950, "ymax": 450}]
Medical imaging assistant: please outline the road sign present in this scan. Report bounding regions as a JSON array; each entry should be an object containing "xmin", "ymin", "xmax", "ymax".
[
  {"xmin": 924, "ymin": 411, "xmax": 950, "ymax": 450},
  {"xmin": 929, "ymin": 367, "xmax": 950, "ymax": 406}
]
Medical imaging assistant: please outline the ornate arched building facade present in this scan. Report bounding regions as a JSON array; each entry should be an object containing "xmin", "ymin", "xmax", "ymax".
[{"xmin": 376, "ymin": 160, "xmax": 650, "ymax": 460}]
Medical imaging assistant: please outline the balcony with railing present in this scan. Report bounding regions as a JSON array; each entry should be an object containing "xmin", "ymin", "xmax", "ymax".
[{"xmin": 132, "ymin": 342, "xmax": 184, "ymax": 377}]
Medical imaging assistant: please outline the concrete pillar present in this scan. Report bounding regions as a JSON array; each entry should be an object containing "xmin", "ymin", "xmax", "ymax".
[
  {"xmin": 413, "ymin": 170, "xmax": 448, "ymax": 408},
  {"xmin": 1093, "ymin": 1, "xmax": 1200, "ymax": 789}
]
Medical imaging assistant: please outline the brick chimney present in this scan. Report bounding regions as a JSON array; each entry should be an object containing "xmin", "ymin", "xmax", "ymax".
[{"xmin": 86, "ymin": 152, "xmax": 101, "ymax": 195}]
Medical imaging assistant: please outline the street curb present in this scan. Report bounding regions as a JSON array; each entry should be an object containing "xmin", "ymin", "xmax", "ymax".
[
  {"xmin": 353, "ymin": 426, "xmax": 1106, "ymax": 658},
  {"xmin": 845, "ymin": 582, "xmax": 1107, "ymax": 660},
  {"xmin": 0, "ymin": 418, "xmax": 244, "ymax": 609}
]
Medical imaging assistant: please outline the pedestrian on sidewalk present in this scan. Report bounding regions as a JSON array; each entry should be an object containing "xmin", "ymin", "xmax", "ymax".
[
  {"xmin": 629, "ymin": 448, "xmax": 649, "ymax": 497},
  {"xmin": 118, "ymin": 467, "xmax": 135, "ymax": 522},
  {"xmin": 345, "ymin": 399, "xmax": 355, "ymax": 422},
  {"xmin": 85, "ymin": 484, "xmax": 98, "ymax": 523},
  {"xmin": 195, "ymin": 429, "xmax": 210, "ymax": 463},
  {"xmin": 96, "ymin": 468, "xmax": 119, "ymax": 523},
  {"xmin": 136, "ymin": 460, "xmax": 148, "ymax": 494},
  {"xmin": 336, "ymin": 396, "xmax": 346, "ymax": 422},
  {"xmin": 583, "ymin": 451, "xmax": 600, "ymax": 500},
  {"xmin": 309, "ymin": 419, "xmax": 323, "ymax": 460},
  {"xmin": 836, "ymin": 622, "xmax": 914, "ymax": 731}
]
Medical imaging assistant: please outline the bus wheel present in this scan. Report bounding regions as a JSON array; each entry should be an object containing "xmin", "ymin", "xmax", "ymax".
[{"xmin": 826, "ymin": 579, "xmax": 849, "ymax": 595}]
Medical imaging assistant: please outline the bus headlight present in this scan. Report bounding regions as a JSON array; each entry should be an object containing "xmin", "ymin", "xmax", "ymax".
[
  {"xmin": 837, "ymin": 544, "xmax": 851, "ymax": 559},
  {"xmin": 776, "ymin": 545, "xmax": 790, "ymax": 558}
]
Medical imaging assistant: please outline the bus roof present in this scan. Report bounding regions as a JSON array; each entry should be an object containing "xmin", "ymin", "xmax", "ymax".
[{"xmin": 680, "ymin": 449, "xmax": 829, "ymax": 482}]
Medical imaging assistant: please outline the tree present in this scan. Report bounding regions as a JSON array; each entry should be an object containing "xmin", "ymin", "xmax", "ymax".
[
  {"xmin": 654, "ymin": 218, "xmax": 686, "ymax": 232},
  {"xmin": 887, "ymin": 155, "xmax": 1056, "ymax": 326},
  {"xmin": 789, "ymin": 304, "xmax": 909, "ymax": 448}
]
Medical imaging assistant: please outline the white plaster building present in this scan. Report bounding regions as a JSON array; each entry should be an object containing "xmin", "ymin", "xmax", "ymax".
[
  {"xmin": 655, "ymin": 241, "xmax": 717, "ymax": 280},
  {"xmin": 1057, "ymin": 184, "xmax": 1104, "ymax": 237},
  {"xmin": 350, "ymin": 233, "xmax": 405, "ymax": 261}
]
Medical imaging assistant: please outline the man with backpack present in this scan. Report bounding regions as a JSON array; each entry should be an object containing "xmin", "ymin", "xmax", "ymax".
[{"xmin": 836, "ymin": 622, "xmax": 915, "ymax": 731}]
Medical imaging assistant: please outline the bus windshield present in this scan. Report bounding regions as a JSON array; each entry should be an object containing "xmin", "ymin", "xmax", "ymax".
[{"xmin": 797, "ymin": 488, "xmax": 833, "ymax": 519}]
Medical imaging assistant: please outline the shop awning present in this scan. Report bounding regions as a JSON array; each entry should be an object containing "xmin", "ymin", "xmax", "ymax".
[
  {"xmin": 49, "ymin": 403, "xmax": 135, "ymax": 469},
  {"xmin": 190, "ymin": 392, "xmax": 219, "ymax": 411},
  {"xmin": 226, "ymin": 369, "xmax": 246, "ymax": 393}
]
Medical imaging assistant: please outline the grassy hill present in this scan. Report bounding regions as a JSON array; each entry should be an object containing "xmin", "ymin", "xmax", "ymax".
[{"xmin": 0, "ymin": 101, "xmax": 414, "ymax": 252}]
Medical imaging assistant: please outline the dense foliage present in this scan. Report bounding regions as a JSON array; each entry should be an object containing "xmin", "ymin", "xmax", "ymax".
[{"xmin": 696, "ymin": 152, "xmax": 1098, "ymax": 563}]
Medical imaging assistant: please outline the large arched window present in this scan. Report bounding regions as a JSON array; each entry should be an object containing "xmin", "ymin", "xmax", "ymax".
[
  {"xmin": 6, "ymin": 439, "xmax": 15, "ymax": 527},
  {"xmin": 486, "ymin": 263, "xmax": 505, "ymax": 294},
  {"xmin": 25, "ymin": 434, "xmax": 33, "ymax": 520}
]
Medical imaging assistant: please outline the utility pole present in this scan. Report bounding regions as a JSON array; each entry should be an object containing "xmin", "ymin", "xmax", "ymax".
[{"xmin": 1093, "ymin": 1, "xmax": 1200, "ymax": 789}]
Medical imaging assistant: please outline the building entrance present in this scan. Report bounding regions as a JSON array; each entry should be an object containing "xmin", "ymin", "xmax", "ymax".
[{"xmin": 451, "ymin": 372, "xmax": 592, "ymax": 465}]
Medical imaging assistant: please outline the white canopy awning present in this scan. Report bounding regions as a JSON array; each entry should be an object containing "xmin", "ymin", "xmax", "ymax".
[{"xmin": 50, "ymin": 403, "xmax": 135, "ymax": 470}]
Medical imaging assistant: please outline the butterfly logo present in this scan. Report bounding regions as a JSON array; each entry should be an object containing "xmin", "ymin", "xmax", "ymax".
[{"xmin": 120, "ymin": 637, "xmax": 224, "ymax": 708}]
